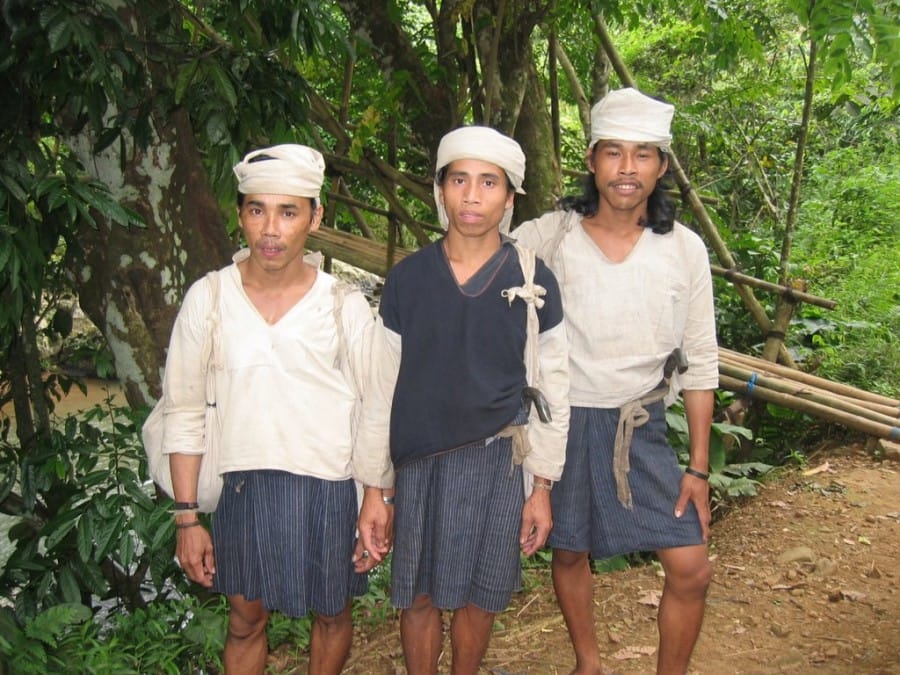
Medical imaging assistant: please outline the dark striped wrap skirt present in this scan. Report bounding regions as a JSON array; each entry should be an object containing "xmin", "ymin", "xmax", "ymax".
[
  {"xmin": 547, "ymin": 403, "xmax": 704, "ymax": 559},
  {"xmin": 391, "ymin": 437, "xmax": 524, "ymax": 613},
  {"xmin": 211, "ymin": 470, "xmax": 367, "ymax": 617}
]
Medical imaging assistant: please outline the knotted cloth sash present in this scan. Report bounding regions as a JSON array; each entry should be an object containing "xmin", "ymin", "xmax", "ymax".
[{"xmin": 613, "ymin": 382, "xmax": 669, "ymax": 509}]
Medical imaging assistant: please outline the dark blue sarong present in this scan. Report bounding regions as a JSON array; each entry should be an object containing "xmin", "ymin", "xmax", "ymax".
[
  {"xmin": 548, "ymin": 403, "xmax": 704, "ymax": 559},
  {"xmin": 211, "ymin": 470, "xmax": 367, "ymax": 617}
]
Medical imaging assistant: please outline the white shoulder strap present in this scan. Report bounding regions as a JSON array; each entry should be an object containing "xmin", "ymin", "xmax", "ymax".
[
  {"xmin": 503, "ymin": 243, "xmax": 545, "ymax": 388},
  {"xmin": 201, "ymin": 270, "xmax": 221, "ymax": 404},
  {"xmin": 331, "ymin": 280, "xmax": 358, "ymax": 397}
]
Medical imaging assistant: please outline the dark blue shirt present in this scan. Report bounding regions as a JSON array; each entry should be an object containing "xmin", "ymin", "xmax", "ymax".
[{"xmin": 379, "ymin": 238, "xmax": 563, "ymax": 469}]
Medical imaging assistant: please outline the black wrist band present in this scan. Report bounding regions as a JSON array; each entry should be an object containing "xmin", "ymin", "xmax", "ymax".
[
  {"xmin": 684, "ymin": 467, "xmax": 709, "ymax": 481},
  {"xmin": 173, "ymin": 501, "xmax": 199, "ymax": 510},
  {"xmin": 175, "ymin": 520, "xmax": 202, "ymax": 530}
]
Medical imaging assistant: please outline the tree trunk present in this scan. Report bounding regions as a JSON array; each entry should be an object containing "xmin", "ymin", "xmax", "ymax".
[{"xmin": 66, "ymin": 106, "xmax": 231, "ymax": 409}]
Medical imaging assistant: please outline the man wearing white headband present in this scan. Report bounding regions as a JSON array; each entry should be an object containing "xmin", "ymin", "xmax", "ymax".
[
  {"xmin": 164, "ymin": 144, "xmax": 392, "ymax": 673},
  {"xmin": 365, "ymin": 126, "xmax": 569, "ymax": 672},
  {"xmin": 514, "ymin": 88, "xmax": 717, "ymax": 674}
]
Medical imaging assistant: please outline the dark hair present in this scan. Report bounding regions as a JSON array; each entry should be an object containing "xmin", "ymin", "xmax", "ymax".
[
  {"xmin": 436, "ymin": 165, "xmax": 516, "ymax": 193},
  {"xmin": 236, "ymin": 153, "xmax": 318, "ymax": 210},
  {"xmin": 558, "ymin": 146, "xmax": 675, "ymax": 235}
]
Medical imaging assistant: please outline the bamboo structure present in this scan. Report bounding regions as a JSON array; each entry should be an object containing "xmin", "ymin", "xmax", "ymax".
[{"xmin": 718, "ymin": 348, "xmax": 900, "ymax": 441}]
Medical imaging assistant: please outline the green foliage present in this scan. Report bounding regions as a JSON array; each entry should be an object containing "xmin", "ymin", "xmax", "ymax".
[
  {"xmin": 0, "ymin": 594, "xmax": 227, "ymax": 673},
  {"xmin": 353, "ymin": 553, "xmax": 397, "ymax": 628},
  {"xmin": 666, "ymin": 394, "xmax": 772, "ymax": 503},
  {"xmin": 790, "ymin": 131, "xmax": 899, "ymax": 395},
  {"xmin": 0, "ymin": 401, "xmax": 184, "ymax": 620}
]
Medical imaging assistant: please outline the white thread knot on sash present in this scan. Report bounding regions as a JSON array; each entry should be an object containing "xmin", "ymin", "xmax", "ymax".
[{"xmin": 501, "ymin": 284, "xmax": 546, "ymax": 309}]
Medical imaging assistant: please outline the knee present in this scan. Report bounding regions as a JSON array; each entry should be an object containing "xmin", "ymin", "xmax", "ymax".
[
  {"xmin": 402, "ymin": 594, "xmax": 439, "ymax": 626},
  {"xmin": 665, "ymin": 556, "xmax": 712, "ymax": 598},
  {"xmin": 552, "ymin": 548, "xmax": 590, "ymax": 571},
  {"xmin": 315, "ymin": 605, "xmax": 352, "ymax": 632},
  {"xmin": 228, "ymin": 605, "xmax": 268, "ymax": 641}
]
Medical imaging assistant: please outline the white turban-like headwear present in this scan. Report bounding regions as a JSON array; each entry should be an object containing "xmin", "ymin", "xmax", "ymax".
[
  {"xmin": 434, "ymin": 126, "xmax": 526, "ymax": 234},
  {"xmin": 233, "ymin": 144, "xmax": 326, "ymax": 199},
  {"xmin": 589, "ymin": 88, "xmax": 674, "ymax": 152}
]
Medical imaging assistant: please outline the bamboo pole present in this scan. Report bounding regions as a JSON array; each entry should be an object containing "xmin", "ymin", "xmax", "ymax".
[
  {"xmin": 720, "ymin": 348, "xmax": 900, "ymax": 408},
  {"xmin": 720, "ymin": 353, "xmax": 900, "ymax": 418},
  {"xmin": 308, "ymin": 227, "xmax": 412, "ymax": 278},
  {"xmin": 719, "ymin": 374, "xmax": 900, "ymax": 441},
  {"xmin": 711, "ymin": 265, "xmax": 836, "ymax": 309},
  {"xmin": 719, "ymin": 362, "xmax": 899, "ymax": 428}
]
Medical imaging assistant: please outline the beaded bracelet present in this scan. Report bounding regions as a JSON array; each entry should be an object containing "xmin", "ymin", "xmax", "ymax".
[
  {"xmin": 684, "ymin": 467, "xmax": 709, "ymax": 481},
  {"xmin": 173, "ymin": 501, "xmax": 199, "ymax": 510},
  {"xmin": 533, "ymin": 481, "xmax": 553, "ymax": 491},
  {"xmin": 175, "ymin": 520, "xmax": 202, "ymax": 530}
]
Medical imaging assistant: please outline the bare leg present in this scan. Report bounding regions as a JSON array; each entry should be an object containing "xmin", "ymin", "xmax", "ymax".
[
  {"xmin": 224, "ymin": 594, "xmax": 269, "ymax": 675},
  {"xmin": 655, "ymin": 544, "xmax": 712, "ymax": 675},
  {"xmin": 552, "ymin": 548, "xmax": 604, "ymax": 675},
  {"xmin": 449, "ymin": 603, "xmax": 495, "ymax": 675},
  {"xmin": 401, "ymin": 594, "xmax": 443, "ymax": 675},
  {"xmin": 308, "ymin": 602, "xmax": 353, "ymax": 675}
]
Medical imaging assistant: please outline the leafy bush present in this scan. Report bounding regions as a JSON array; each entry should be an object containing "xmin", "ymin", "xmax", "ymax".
[
  {"xmin": 0, "ymin": 401, "xmax": 183, "ymax": 621},
  {"xmin": 666, "ymin": 393, "xmax": 772, "ymax": 504},
  {"xmin": 0, "ymin": 595, "xmax": 227, "ymax": 674}
]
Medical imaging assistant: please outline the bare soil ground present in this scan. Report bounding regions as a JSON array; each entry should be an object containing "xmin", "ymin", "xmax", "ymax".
[{"xmin": 277, "ymin": 446, "xmax": 900, "ymax": 674}]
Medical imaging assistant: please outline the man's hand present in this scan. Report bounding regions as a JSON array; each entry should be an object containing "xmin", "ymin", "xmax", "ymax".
[
  {"xmin": 519, "ymin": 488, "xmax": 552, "ymax": 556},
  {"xmin": 674, "ymin": 473, "xmax": 711, "ymax": 542},
  {"xmin": 355, "ymin": 486, "xmax": 393, "ymax": 572},
  {"xmin": 175, "ymin": 524, "xmax": 216, "ymax": 587}
]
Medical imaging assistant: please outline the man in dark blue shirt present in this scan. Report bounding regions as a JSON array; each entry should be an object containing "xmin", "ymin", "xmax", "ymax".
[{"xmin": 368, "ymin": 126, "xmax": 570, "ymax": 673}]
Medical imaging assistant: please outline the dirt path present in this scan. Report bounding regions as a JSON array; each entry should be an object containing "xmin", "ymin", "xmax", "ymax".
[{"xmin": 278, "ymin": 448, "xmax": 899, "ymax": 674}]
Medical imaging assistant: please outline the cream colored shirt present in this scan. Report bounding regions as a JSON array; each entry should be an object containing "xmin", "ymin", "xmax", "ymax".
[
  {"xmin": 160, "ymin": 253, "xmax": 393, "ymax": 487},
  {"xmin": 513, "ymin": 211, "xmax": 719, "ymax": 408}
]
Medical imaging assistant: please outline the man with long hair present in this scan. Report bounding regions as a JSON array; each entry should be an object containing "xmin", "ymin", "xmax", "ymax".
[{"xmin": 514, "ymin": 88, "xmax": 718, "ymax": 675}]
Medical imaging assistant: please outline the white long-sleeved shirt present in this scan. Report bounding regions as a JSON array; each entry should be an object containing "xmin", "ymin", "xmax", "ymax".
[
  {"xmin": 513, "ymin": 211, "xmax": 719, "ymax": 408},
  {"xmin": 160, "ymin": 251, "xmax": 393, "ymax": 487}
]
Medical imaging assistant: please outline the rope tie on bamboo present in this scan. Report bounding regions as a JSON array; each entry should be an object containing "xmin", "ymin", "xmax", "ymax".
[
  {"xmin": 767, "ymin": 330, "xmax": 786, "ymax": 340},
  {"xmin": 613, "ymin": 386, "xmax": 668, "ymax": 509},
  {"xmin": 723, "ymin": 266, "xmax": 739, "ymax": 281},
  {"xmin": 746, "ymin": 372, "xmax": 759, "ymax": 397}
]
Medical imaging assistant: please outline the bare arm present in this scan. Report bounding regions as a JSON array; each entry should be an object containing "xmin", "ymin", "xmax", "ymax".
[{"xmin": 674, "ymin": 389, "xmax": 714, "ymax": 541}]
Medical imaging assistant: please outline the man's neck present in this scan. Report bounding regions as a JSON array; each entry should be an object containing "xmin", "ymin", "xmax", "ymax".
[
  {"xmin": 581, "ymin": 205, "xmax": 647, "ymax": 263},
  {"xmin": 442, "ymin": 230, "xmax": 503, "ymax": 285}
]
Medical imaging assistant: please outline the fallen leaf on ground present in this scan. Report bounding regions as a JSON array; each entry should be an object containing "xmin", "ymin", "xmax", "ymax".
[
  {"xmin": 803, "ymin": 462, "xmax": 832, "ymax": 476},
  {"xmin": 611, "ymin": 646, "xmax": 656, "ymax": 660}
]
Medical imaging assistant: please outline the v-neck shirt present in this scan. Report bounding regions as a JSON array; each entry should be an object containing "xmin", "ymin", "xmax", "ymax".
[
  {"xmin": 513, "ymin": 211, "xmax": 719, "ymax": 407},
  {"xmin": 378, "ymin": 238, "xmax": 563, "ymax": 468},
  {"xmin": 161, "ymin": 255, "xmax": 376, "ymax": 481}
]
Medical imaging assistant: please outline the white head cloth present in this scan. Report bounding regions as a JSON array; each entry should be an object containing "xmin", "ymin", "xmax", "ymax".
[
  {"xmin": 233, "ymin": 144, "xmax": 325, "ymax": 199},
  {"xmin": 434, "ymin": 126, "xmax": 526, "ymax": 234},
  {"xmin": 589, "ymin": 88, "xmax": 674, "ymax": 152}
]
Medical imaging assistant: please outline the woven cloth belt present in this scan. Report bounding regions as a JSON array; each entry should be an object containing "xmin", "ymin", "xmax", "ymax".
[{"xmin": 613, "ymin": 382, "xmax": 668, "ymax": 510}]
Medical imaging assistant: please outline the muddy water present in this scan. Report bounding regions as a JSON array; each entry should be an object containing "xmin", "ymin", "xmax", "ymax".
[{"xmin": 1, "ymin": 378, "xmax": 127, "ymax": 572}]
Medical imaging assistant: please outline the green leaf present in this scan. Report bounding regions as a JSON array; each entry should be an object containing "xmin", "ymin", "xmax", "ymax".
[
  {"xmin": 208, "ymin": 62, "xmax": 238, "ymax": 108},
  {"xmin": 57, "ymin": 567, "xmax": 81, "ymax": 604},
  {"xmin": 23, "ymin": 604, "xmax": 91, "ymax": 647},
  {"xmin": 42, "ymin": 509, "xmax": 81, "ymax": 551},
  {"xmin": 175, "ymin": 59, "xmax": 200, "ymax": 105},
  {"xmin": 93, "ymin": 512, "xmax": 125, "ymax": 560},
  {"xmin": 46, "ymin": 17, "xmax": 73, "ymax": 53},
  {"xmin": 119, "ymin": 530, "xmax": 135, "ymax": 570}
]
